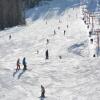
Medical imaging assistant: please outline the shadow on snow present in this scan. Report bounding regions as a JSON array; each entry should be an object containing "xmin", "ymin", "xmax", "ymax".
[{"xmin": 68, "ymin": 40, "xmax": 88, "ymax": 57}]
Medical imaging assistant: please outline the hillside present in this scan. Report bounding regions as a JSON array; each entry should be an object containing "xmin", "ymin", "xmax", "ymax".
[{"xmin": 0, "ymin": 0, "xmax": 100, "ymax": 100}]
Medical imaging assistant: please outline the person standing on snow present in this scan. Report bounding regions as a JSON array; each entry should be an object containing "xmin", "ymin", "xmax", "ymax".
[
  {"xmin": 46, "ymin": 39, "xmax": 49, "ymax": 44},
  {"xmin": 67, "ymin": 25, "xmax": 68, "ymax": 28},
  {"xmin": 22, "ymin": 57, "xmax": 27, "ymax": 70},
  {"xmin": 16, "ymin": 58, "xmax": 20, "ymax": 70},
  {"xmin": 54, "ymin": 30, "xmax": 56, "ymax": 35},
  {"xmin": 45, "ymin": 49, "xmax": 49, "ymax": 59},
  {"xmin": 9, "ymin": 35, "xmax": 11, "ymax": 40},
  {"xmin": 64, "ymin": 30, "xmax": 66, "ymax": 35},
  {"xmin": 41, "ymin": 85, "xmax": 45, "ymax": 98}
]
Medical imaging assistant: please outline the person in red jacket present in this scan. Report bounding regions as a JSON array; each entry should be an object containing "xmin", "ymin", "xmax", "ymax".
[{"xmin": 16, "ymin": 58, "xmax": 20, "ymax": 70}]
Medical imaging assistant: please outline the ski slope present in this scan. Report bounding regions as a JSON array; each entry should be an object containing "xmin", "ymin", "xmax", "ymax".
[{"xmin": 0, "ymin": 0, "xmax": 100, "ymax": 100}]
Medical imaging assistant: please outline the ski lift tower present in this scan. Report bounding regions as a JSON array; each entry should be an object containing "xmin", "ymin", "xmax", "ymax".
[
  {"xmin": 84, "ymin": 10, "xmax": 91, "ymax": 25},
  {"xmin": 89, "ymin": 13, "xmax": 95, "ymax": 31},
  {"xmin": 82, "ymin": 8, "xmax": 88, "ymax": 22},
  {"xmin": 94, "ymin": 12, "xmax": 100, "ymax": 56},
  {"xmin": 94, "ymin": 29, "xmax": 100, "ymax": 56}
]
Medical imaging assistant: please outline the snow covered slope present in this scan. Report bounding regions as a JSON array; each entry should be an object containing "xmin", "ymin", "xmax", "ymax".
[{"xmin": 0, "ymin": 0, "xmax": 100, "ymax": 100}]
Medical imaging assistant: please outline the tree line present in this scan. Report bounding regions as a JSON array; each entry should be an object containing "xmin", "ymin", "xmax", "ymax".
[{"xmin": 0, "ymin": 0, "xmax": 45, "ymax": 30}]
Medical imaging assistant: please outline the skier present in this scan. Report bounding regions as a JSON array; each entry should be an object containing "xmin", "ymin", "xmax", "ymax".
[
  {"xmin": 9, "ymin": 35, "xmax": 11, "ymax": 40},
  {"xmin": 87, "ymin": 25, "xmax": 89, "ymax": 29},
  {"xmin": 41, "ymin": 85, "xmax": 45, "ymax": 98},
  {"xmin": 45, "ymin": 49, "xmax": 49, "ymax": 59},
  {"xmin": 16, "ymin": 58, "xmax": 20, "ymax": 70},
  {"xmin": 46, "ymin": 39, "xmax": 49, "ymax": 44},
  {"xmin": 67, "ymin": 25, "xmax": 68, "ymax": 28},
  {"xmin": 84, "ymin": 20, "xmax": 86, "ymax": 24},
  {"xmin": 93, "ymin": 54, "xmax": 96, "ymax": 57},
  {"xmin": 90, "ymin": 39, "xmax": 93, "ymax": 44},
  {"xmin": 89, "ymin": 31, "xmax": 92, "ymax": 37},
  {"xmin": 54, "ymin": 30, "xmax": 56, "ymax": 35},
  {"xmin": 82, "ymin": 17, "xmax": 84, "ymax": 21},
  {"xmin": 59, "ymin": 56, "xmax": 62, "ymax": 59},
  {"xmin": 37, "ymin": 50, "xmax": 39, "ymax": 54},
  {"xmin": 22, "ymin": 57, "xmax": 27, "ymax": 70},
  {"xmin": 46, "ymin": 21, "xmax": 47, "ymax": 24},
  {"xmin": 59, "ymin": 19, "xmax": 62, "ymax": 23},
  {"xmin": 58, "ymin": 26, "xmax": 60, "ymax": 30},
  {"xmin": 64, "ymin": 30, "xmax": 66, "ymax": 35}
]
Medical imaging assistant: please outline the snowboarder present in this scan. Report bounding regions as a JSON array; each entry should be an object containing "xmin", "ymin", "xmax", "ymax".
[
  {"xmin": 45, "ymin": 49, "xmax": 49, "ymax": 59},
  {"xmin": 22, "ymin": 57, "xmax": 27, "ymax": 70},
  {"xmin": 9, "ymin": 35, "xmax": 11, "ymax": 40},
  {"xmin": 16, "ymin": 58, "xmax": 20, "ymax": 70},
  {"xmin": 41, "ymin": 85, "xmax": 45, "ymax": 98}
]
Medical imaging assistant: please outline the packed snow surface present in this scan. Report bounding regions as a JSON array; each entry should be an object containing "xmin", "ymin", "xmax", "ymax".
[{"xmin": 0, "ymin": 0, "xmax": 100, "ymax": 100}]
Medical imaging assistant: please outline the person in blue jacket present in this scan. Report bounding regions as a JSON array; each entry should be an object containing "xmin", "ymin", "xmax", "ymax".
[{"xmin": 22, "ymin": 57, "xmax": 27, "ymax": 70}]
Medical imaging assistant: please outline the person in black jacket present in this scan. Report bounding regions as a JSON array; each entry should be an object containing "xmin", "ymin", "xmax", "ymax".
[
  {"xmin": 9, "ymin": 35, "xmax": 11, "ymax": 40},
  {"xmin": 45, "ymin": 49, "xmax": 49, "ymax": 59},
  {"xmin": 41, "ymin": 85, "xmax": 45, "ymax": 98}
]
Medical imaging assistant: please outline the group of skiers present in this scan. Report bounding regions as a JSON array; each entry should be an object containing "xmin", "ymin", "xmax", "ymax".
[
  {"xmin": 12, "ymin": 10, "xmax": 73, "ymax": 99},
  {"xmin": 16, "ymin": 57, "xmax": 27, "ymax": 71},
  {"xmin": 44, "ymin": 18, "xmax": 70, "ymax": 60},
  {"xmin": 41, "ymin": 20, "xmax": 68, "ymax": 96},
  {"xmin": 14, "ymin": 17, "xmax": 69, "ymax": 98}
]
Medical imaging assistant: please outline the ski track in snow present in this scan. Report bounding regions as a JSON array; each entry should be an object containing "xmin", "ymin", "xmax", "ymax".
[{"xmin": 0, "ymin": 0, "xmax": 100, "ymax": 100}]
